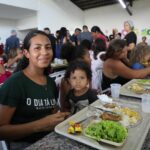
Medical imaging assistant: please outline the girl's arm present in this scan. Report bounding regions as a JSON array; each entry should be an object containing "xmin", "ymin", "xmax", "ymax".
[{"xmin": 0, "ymin": 105, "xmax": 69, "ymax": 140}]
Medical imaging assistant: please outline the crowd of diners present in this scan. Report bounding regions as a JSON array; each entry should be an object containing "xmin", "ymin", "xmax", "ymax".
[{"xmin": 0, "ymin": 20, "xmax": 150, "ymax": 149}]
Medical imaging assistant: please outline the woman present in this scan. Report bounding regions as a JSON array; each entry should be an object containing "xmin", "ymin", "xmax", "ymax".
[
  {"xmin": 102, "ymin": 39, "xmax": 150, "ymax": 90},
  {"xmin": 124, "ymin": 20, "xmax": 137, "ymax": 58},
  {"xmin": 0, "ymin": 30, "xmax": 69, "ymax": 149}
]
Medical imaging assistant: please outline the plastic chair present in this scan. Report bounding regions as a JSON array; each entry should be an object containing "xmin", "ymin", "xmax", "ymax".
[
  {"xmin": 49, "ymin": 70, "xmax": 65, "ymax": 107},
  {"xmin": 0, "ymin": 141, "xmax": 8, "ymax": 150}
]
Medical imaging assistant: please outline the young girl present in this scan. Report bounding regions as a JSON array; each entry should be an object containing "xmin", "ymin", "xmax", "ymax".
[
  {"xmin": 60, "ymin": 46, "xmax": 91, "ymax": 110},
  {"xmin": 0, "ymin": 30, "xmax": 69, "ymax": 149},
  {"xmin": 62, "ymin": 60, "xmax": 98, "ymax": 114}
]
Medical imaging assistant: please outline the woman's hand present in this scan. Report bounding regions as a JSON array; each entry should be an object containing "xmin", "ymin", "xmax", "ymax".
[{"xmin": 35, "ymin": 112, "xmax": 70, "ymax": 132}]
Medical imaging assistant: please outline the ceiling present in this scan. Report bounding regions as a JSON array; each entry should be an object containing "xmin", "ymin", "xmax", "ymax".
[
  {"xmin": 70, "ymin": 0, "xmax": 135, "ymax": 10},
  {"xmin": 0, "ymin": 4, "xmax": 37, "ymax": 20}
]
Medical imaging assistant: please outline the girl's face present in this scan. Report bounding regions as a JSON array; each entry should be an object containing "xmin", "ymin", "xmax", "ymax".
[
  {"xmin": 69, "ymin": 69, "xmax": 89, "ymax": 92},
  {"xmin": 24, "ymin": 34, "xmax": 53, "ymax": 68},
  {"xmin": 124, "ymin": 22, "xmax": 131, "ymax": 32},
  {"xmin": 83, "ymin": 51, "xmax": 91, "ymax": 66}
]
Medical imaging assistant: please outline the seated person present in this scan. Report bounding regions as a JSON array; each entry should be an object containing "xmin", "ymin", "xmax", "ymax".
[
  {"xmin": 61, "ymin": 60, "xmax": 97, "ymax": 114},
  {"xmin": 60, "ymin": 45, "xmax": 91, "ymax": 110},
  {"xmin": 130, "ymin": 44, "xmax": 150, "ymax": 69},
  {"xmin": 102, "ymin": 39, "xmax": 150, "ymax": 90},
  {"xmin": 7, "ymin": 48, "xmax": 23, "ymax": 68},
  {"xmin": 0, "ymin": 30, "xmax": 69, "ymax": 150},
  {"xmin": 0, "ymin": 57, "xmax": 12, "ymax": 84}
]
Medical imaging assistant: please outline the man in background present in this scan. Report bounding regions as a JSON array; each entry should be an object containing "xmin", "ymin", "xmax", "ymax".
[
  {"xmin": 44, "ymin": 27, "xmax": 56, "ymax": 60},
  {"xmin": 77, "ymin": 25, "xmax": 93, "ymax": 45},
  {"xmin": 5, "ymin": 30, "xmax": 20, "ymax": 57}
]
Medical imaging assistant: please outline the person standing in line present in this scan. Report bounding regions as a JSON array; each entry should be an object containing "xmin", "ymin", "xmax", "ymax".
[
  {"xmin": 5, "ymin": 30, "xmax": 20, "ymax": 58},
  {"xmin": 0, "ymin": 30, "xmax": 69, "ymax": 150},
  {"xmin": 124, "ymin": 20, "xmax": 137, "ymax": 59},
  {"xmin": 77, "ymin": 25, "xmax": 93, "ymax": 45},
  {"xmin": 44, "ymin": 27, "xmax": 56, "ymax": 61}
]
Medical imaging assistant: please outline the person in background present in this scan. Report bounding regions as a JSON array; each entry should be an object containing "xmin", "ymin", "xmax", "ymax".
[
  {"xmin": 130, "ymin": 44, "xmax": 150, "ymax": 69},
  {"xmin": 91, "ymin": 26, "xmax": 108, "ymax": 48},
  {"xmin": 124, "ymin": 20, "xmax": 137, "ymax": 59},
  {"xmin": 91, "ymin": 38, "xmax": 106, "ymax": 91},
  {"xmin": 70, "ymin": 28, "xmax": 81, "ymax": 46},
  {"xmin": 61, "ymin": 60, "xmax": 97, "ymax": 113},
  {"xmin": 5, "ymin": 30, "xmax": 20, "ymax": 58},
  {"xmin": 138, "ymin": 36, "xmax": 148, "ymax": 46},
  {"xmin": 0, "ymin": 30, "xmax": 69, "ymax": 150},
  {"xmin": 44, "ymin": 27, "xmax": 56, "ymax": 61},
  {"xmin": 7, "ymin": 48, "xmax": 23, "ymax": 68},
  {"xmin": 102, "ymin": 39, "xmax": 150, "ymax": 90},
  {"xmin": 77, "ymin": 25, "xmax": 93, "ymax": 45}
]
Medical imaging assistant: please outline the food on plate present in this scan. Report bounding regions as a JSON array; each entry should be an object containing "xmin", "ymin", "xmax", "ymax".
[
  {"xmin": 100, "ymin": 112, "xmax": 122, "ymax": 121},
  {"xmin": 85, "ymin": 120, "xmax": 128, "ymax": 143},
  {"xmin": 137, "ymin": 79, "xmax": 150, "ymax": 85},
  {"xmin": 104, "ymin": 103, "xmax": 118, "ymax": 108},
  {"xmin": 144, "ymin": 88, "xmax": 150, "ymax": 94},
  {"xmin": 127, "ymin": 83, "xmax": 144, "ymax": 94},
  {"xmin": 121, "ymin": 107, "xmax": 141, "ymax": 125},
  {"xmin": 68, "ymin": 120, "xmax": 82, "ymax": 134}
]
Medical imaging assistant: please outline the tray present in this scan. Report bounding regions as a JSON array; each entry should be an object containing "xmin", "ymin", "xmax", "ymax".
[
  {"xmin": 120, "ymin": 79, "xmax": 143, "ymax": 98},
  {"xmin": 55, "ymin": 100, "xmax": 147, "ymax": 150}
]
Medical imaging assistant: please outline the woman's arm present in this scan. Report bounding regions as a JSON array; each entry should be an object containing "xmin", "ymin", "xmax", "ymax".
[
  {"xmin": 0, "ymin": 105, "xmax": 69, "ymax": 140},
  {"xmin": 110, "ymin": 59, "xmax": 150, "ymax": 79}
]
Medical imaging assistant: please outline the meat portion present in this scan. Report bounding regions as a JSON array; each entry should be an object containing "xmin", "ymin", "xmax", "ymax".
[
  {"xmin": 100, "ymin": 112, "xmax": 122, "ymax": 121},
  {"xmin": 103, "ymin": 103, "xmax": 117, "ymax": 108}
]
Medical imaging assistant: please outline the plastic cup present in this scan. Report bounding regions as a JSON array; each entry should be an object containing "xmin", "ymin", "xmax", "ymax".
[
  {"xmin": 110, "ymin": 83, "xmax": 121, "ymax": 99},
  {"xmin": 141, "ymin": 94, "xmax": 150, "ymax": 113}
]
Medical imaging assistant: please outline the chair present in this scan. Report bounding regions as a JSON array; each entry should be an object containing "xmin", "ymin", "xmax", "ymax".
[{"xmin": 49, "ymin": 70, "xmax": 65, "ymax": 107}]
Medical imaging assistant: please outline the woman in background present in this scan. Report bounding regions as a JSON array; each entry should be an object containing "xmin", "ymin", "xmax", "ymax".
[{"xmin": 102, "ymin": 39, "xmax": 150, "ymax": 90}]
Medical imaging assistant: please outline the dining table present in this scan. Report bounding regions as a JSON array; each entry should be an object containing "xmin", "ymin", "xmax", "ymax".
[{"xmin": 25, "ymin": 81, "xmax": 150, "ymax": 150}]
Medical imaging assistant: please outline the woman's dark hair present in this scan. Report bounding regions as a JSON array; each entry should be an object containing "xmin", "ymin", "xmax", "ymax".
[
  {"xmin": 80, "ymin": 39, "xmax": 91, "ymax": 50},
  {"xmin": 104, "ymin": 39, "xmax": 127, "ymax": 60},
  {"xmin": 60, "ymin": 43, "xmax": 76, "ymax": 63},
  {"xmin": 58, "ymin": 27, "xmax": 67, "ymax": 39},
  {"xmin": 65, "ymin": 60, "xmax": 92, "ymax": 81},
  {"xmin": 74, "ymin": 45, "xmax": 88, "ymax": 60},
  {"xmin": 91, "ymin": 26, "xmax": 105, "ymax": 36},
  {"xmin": 15, "ymin": 30, "xmax": 51, "ymax": 75},
  {"xmin": 92, "ymin": 38, "xmax": 106, "ymax": 59}
]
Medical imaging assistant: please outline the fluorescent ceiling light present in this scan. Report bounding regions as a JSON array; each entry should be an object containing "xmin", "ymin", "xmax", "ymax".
[{"xmin": 118, "ymin": 0, "xmax": 126, "ymax": 8}]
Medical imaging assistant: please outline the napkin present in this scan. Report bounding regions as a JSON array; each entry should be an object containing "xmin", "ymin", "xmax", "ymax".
[{"xmin": 97, "ymin": 94, "xmax": 112, "ymax": 103}]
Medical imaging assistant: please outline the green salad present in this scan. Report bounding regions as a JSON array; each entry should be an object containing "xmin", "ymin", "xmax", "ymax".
[
  {"xmin": 138, "ymin": 79, "xmax": 150, "ymax": 84},
  {"xmin": 85, "ymin": 120, "xmax": 128, "ymax": 143}
]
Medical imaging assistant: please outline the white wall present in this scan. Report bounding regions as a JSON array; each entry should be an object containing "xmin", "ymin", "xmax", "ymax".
[
  {"xmin": 0, "ymin": 0, "xmax": 38, "ymax": 10},
  {"xmin": 0, "ymin": 18, "xmax": 16, "ymax": 43},
  {"xmin": 84, "ymin": 0, "xmax": 150, "ymax": 44},
  {"xmin": 38, "ymin": 0, "xmax": 84, "ymax": 34},
  {"xmin": 16, "ymin": 16, "xmax": 37, "ymax": 30}
]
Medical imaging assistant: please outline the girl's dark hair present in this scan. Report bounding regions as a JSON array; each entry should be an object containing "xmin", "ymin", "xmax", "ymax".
[
  {"xmin": 104, "ymin": 39, "xmax": 127, "ymax": 60},
  {"xmin": 60, "ymin": 42, "xmax": 76, "ymax": 63},
  {"xmin": 15, "ymin": 30, "xmax": 51, "ymax": 75},
  {"xmin": 92, "ymin": 38, "xmax": 106, "ymax": 59},
  {"xmin": 91, "ymin": 26, "xmax": 105, "ymax": 36},
  {"xmin": 80, "ymin": 39, "xmax": 91, "ymax": 50},
  {"xmin": 65, "ymin": 60, "xmax": 92, "ymax": 81}
]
